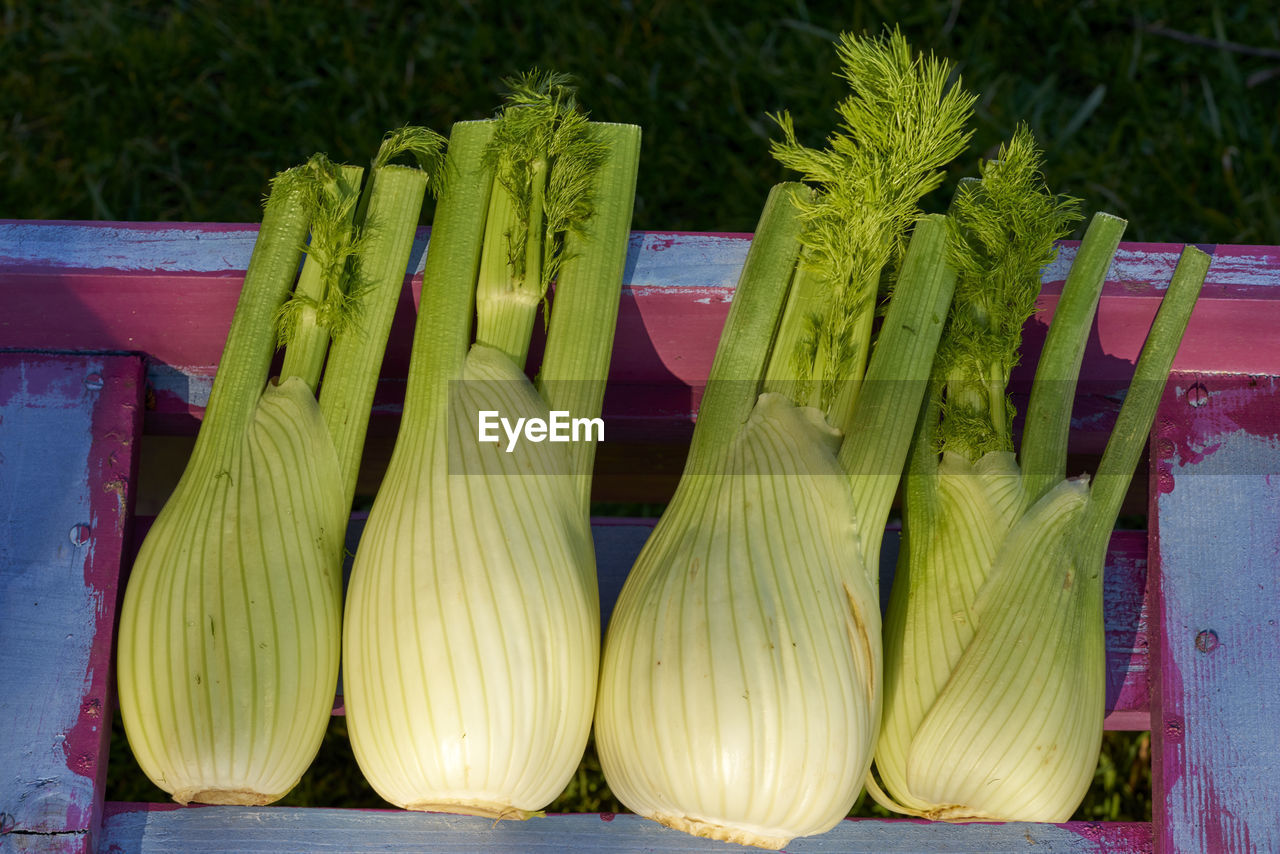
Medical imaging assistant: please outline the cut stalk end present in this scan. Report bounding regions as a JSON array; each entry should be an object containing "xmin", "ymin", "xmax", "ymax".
[{"xmin": 1020, "ymin": 212, "xmax": 1127, "ymax": 502}]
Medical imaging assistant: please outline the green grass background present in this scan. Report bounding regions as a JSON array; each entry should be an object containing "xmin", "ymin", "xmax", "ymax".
[
  {"xmin": 8, "ymin": 0, "xmax": 1277, "ymax": 826},
  {"xmin": 4, "ymin": 0, "xmax": 1277, "ymax": 242}
]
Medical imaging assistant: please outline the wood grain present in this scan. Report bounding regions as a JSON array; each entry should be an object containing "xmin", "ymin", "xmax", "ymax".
[
  {"xmin": 99, "ymin": 803, "xmax": 1153, "ymax": 853},
  {"xmin": 0, "ymin": 353, "xmax": 144, "ymax": 854},
  {"xmin": 1151, "ymin": 374, "xmax": 1280, "ymax": 853}
]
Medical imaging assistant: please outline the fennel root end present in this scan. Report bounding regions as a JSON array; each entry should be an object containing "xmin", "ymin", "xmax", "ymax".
[
  {"xmin": 174, "ymin": 787, "xmax": 289, "ymax": 806},
  {"xmin": 650, "ymin": 812, "xmax": 793, "ymax": 850}
]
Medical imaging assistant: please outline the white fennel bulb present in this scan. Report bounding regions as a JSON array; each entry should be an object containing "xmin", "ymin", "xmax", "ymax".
[
  {"xmin": 869, "ymin": 130, "xmax": 1209, "ymax": 821},
  {"xmin": 342, "ymin": 76, "xmax": 641, "ymax": 818},
  {"xmin": 597, "ymin": 394, "xmax": 881, "ymax": 848},
  {"xmin": 118, "ymin": 377, "xmax": 346, "ymax": 804},
  {"xmin": 343, "ymin": 345, "xmax": 598, "ymax": 815},
  {"xmin": 118, "ymin": 136, "xmax": 441, "ymax": 804}
]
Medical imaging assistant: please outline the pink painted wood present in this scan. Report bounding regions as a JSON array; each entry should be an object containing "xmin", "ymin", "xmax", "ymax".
[
  {"xmin": 1150, "ymin": 374, "xmax": 1280, "ymax": 853},
  {"xmin": 3, "ymin": 223, "xmax": 1278, "ymax": 443},
  {"xmin": 0, "ymin": 353, "xmax": 144, "ymax": 854},
  {"xmin": 2, "ymin": 221, "xmax": 1279, "ymax": 852}
]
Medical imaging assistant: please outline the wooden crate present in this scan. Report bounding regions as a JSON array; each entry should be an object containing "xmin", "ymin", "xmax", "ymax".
[{"xmin": 1, "ymin": 221, "xmax": 1277, "ymax": 853}]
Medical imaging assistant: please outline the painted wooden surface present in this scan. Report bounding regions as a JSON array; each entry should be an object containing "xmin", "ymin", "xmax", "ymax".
[
  {"xmin": 1151, "ymin": 374, "xmax": 1280, "ymax": 854},
  {"xmin": 2, "ymin": 223, "xmax": 1278, "ymax": 852},
  {"xmin": 98, "ymin": 803, "xmax": 1152, "ymax": 854},
  {"xmin": 3, "ymin": 223, "xmax": 1278, "ymax": 443},
  {"xmin": 0, "ymin": 353, "xmax": 143, "ymax": 854}
]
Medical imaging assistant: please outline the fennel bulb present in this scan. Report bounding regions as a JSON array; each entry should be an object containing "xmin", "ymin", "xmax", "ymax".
[
  {"xmin": 869, "ymin": 129, "xmax": 1210, "ymax": 821},
  {"xmin": 118, "ymin": 374, "xmax": 347, "ymax": 805},
  {"xmin": 117, "ymin": 135, "xmax": 442, "ymax": 805},
  {"xmin": 343, "ymin": 74, "xmax": 641, "ymax": 817},
  {"xmin": 344, "ymin": 342, "xmax": 598, "ymax": 815},
  {"xmin": 596, "ymin": 30, "xmax": 976, "ymax": 849}
]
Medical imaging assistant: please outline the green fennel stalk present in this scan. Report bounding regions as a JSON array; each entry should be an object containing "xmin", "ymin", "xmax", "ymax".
[
  {"xmin": 117, "ymin": 131, "xmax": 442, "ymax": 805},
  {"xmin": 869, "ymin": 128, "xmax": 1209, "ymax": 821},
  {"xmin": 594, "ymin": 30, "xmax": 972, "ymax": 850},
  {"xmin": 342, "ymin": 72, "xmax": 641, "ymax": 819}
]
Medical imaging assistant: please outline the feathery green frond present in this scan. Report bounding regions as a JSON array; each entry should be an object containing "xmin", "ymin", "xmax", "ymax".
[
  {"xmin": 373, "ymin": 125, "xmax": 448, "ymax": 190},
  {"xmin": 262, "ymin": 154, "xmax": 325, "ymax": 223},
  {"xmin": 937, "ymin": 125, "xmax": 1082, "ymax": 461},
  {"xmin": 769, "ymin": 28, "xmax": 976, "ymax": 413},
  {"xmin": 275, "ymin": 157, "xmax": 368, "ymax": 349},
  {"xmin": 484, "ymin": 69, "xmax": 609, "ymax": 298}
]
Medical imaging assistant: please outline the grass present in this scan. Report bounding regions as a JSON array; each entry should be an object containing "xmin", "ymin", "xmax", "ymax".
[
  {"xmin": 2, "ymin": 1, "xmax": 1278, "ymax": 242},
  {"xmin": 10, "ymin": 0, "xmax": 1274, "ymax": 829}
]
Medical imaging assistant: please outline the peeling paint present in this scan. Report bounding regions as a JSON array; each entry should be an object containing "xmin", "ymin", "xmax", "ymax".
[
  {"xmin": 1163, "ymin": 377, "xmax": 1280, "ymax": 472},
  {"xmin": 1043, "ymin": 242, "xmax": 1280, "ymax": 293},
  {"xmin": 0, "ymin": 354, "xmax": 143, "ymax": 848},
  {"xmin": 1155, "ymin": 374, "xmax": 1280, "ymax": 852},
  {"xmin": 0, "ymin": 222, "xmax": 259, "ymax": 273}
]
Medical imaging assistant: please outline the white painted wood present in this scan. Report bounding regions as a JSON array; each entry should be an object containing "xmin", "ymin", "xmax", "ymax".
[
  {"xmin": 1153, "ymin": 376, "xmax": 1280, "ymax": 853},
  {"xmin": 99, "ymin": 806, "xmax": 1151, "ymax": 853},
  {"xmin": 4, "ymin": 222, "xmax": 1277, "ymax": 294}
]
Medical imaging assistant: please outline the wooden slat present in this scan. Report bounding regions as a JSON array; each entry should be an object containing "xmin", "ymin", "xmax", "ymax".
[
  {"xmin": 3, "ymin": 224, "xmax": 1279, "ymax": 438},
  {"xmin": 1151, "ymin": 374, "xmax": 1280, "ymax": 853},
  {"xmin": 1102, "ymin": 532, "xmax": 1152, "ymax": 730},
  {"xmin": 0, "ymin": 353, "xmax": 144, "ymax": 854},
  {"xmin": 98, "ymin": 803, "xmax": 1152, "ymax": 853}
]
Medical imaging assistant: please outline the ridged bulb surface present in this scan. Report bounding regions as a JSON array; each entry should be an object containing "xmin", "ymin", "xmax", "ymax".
[
  {"xmin": 596, "ymin": 393, "xmax": 881, "ymax": 850},
  {"xmin": 875, "ymin": 451, "xmax": 1025, "ymax": 810},
  {"xmin": 343, "ymin": 345, "xmax": 598, "ymax": 817},
  {"xmin": 117, "ymin": 377, "xmax": 347, "ymax": 805},
  {"xmin": 875, "ymin": 468, "xmax": 1104, "ymax": 821}
]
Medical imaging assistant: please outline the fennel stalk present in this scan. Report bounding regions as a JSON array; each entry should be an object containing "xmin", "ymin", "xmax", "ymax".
[
  {"xmin": 595, "ymin": 30, "xmax": 972, "ymax": 849},
  {"xmin": 117, "ymin": 132, "xmax": 444, "ymax": 805},
  {"xmin": 869, "ymin": 129, "xmax": 1209, "ymax": 821}
]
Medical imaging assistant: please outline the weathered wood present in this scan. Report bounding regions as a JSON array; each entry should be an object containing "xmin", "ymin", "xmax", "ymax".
[
  {"xmin": 1151, "ymin": 374, "xmax": 1280, "ymax": 853},
  {"xmin": 98, "ymin": 803, "xmax": 1152, "ymax": 854},
  {"xmin": 3, "ymin": 224, "xmax": 1278, "ymax": 441},
  {"xmin": 0, "ymin": 353, "xmax": 144, "ymax": 854},
  {"xmin": 4, "ymin": 222, "xmax": 1279, "ymax": 852}
]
